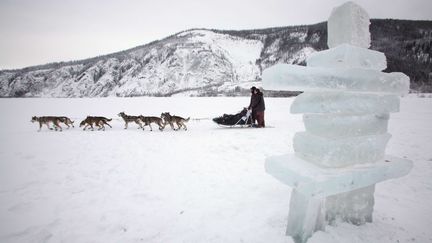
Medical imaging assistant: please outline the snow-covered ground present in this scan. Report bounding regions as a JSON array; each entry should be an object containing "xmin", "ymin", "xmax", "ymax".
[{"xmin": 0, "ymin": 97, "xmax": 431, "ymax": 243}]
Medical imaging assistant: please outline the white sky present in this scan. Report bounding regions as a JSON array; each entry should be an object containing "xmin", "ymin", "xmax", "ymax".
[{"xmin": 0, "ymin": 0, "xmax": 431, "ymax": 70}]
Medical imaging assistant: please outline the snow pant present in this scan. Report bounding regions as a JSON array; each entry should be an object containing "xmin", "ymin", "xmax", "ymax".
[
  {"xmin": 256, "ymin": 111, "xmax": 265, "ymax": 127},
  {"xmin": 251, "ymin": 110, "xmax": 257, "ymax": 125}
]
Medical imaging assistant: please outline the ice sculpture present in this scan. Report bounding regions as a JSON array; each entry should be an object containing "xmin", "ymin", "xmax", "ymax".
[
  {"xmin": 262, "ymin": 2, "xmax": 413, "ymax": 243},
  {"xmin": 263, "ymin": 65, "xmax": 410, "ymax": 94},
  {"xmin": 327, "ymin": 1, "xmax": 371, "ymax": 48},
  {"xmin": 306, "ymin": 44, "xmax": 387, "ymax": 70}
]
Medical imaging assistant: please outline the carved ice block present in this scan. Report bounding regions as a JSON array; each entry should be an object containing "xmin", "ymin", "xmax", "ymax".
[
  {"xmin": 262, "ymin": 64, "xmax": 409, "ymax": 94},
  {"xmin": 286, "ymin": 189, "xmax": 326, "ymax": 243},
  {"xmin": 291, "ymin": 92, "xmax": 400, "ymax": 114},
  {"xmin": 303, "ymin": 113, "xmax": 389, "ymax": 138},
  {"xmin": 286, "ymin": 185, "xmax": 375, "ymax": 243},
  {"xmin": 266, "ymin": 154, "xmax": 412, "ymax": 243},
  {"xmin": 293, "ymin": 132, "xmax": 391, "ymax": 167},
  {"xmin": 306, "ymin": 44, "xmax": 387, "ymax": 70},
  {"xmin": 325, "ymin": 185, "xmax": 375, "ymax": 226},
  {"xmin": 327, "ymin": 1, "xmax": 371, "ymax": 48},
  {"xmin": 265, "ymin": 154, "xmax": 413, "ymax": 199}
]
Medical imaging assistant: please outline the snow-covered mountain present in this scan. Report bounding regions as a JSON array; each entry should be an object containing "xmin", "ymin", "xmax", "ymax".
[
  {"xmin": 0, "ymin": 23, "xmax": 327, "ymax": 97},
  {"xmin": 0, "ymin": 20, "xmax": 431, "ymax": 97}
]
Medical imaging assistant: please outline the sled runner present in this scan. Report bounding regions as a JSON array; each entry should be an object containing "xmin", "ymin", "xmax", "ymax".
[{"xmin": 213, "ymin": 108, "xmax": 253, "ymax": 127}]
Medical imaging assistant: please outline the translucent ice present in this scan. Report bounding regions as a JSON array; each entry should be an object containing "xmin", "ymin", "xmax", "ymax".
[
  {"xmin": 293, "ymin": 132, "xmax": 391, "ymax": 167},
  {"xmin": 306, "ymin": 44, "xmax": 387, "ymax": 70},
  {"xmin": 291, "ymin": 92, "xmax": 400, "ymax": 114},
  {"xmin": 286, "ymin": 185, "xmax": 375, "ymax": 243},
  {"xmin": 266, "ymin": 153, "xmax": 413, "ymax": 242},
  {"xmin": 303, "ymin": 113, "xmax": 389, "ymax": 138},
  {"xmin": 262, "ymin": 64, "xmax": 410, "ymax": 94},
  {"xmin": 264, "ymin": 2, "xmax": 413, "ymax": 242},
  {"xmin": 325, "ymin": 185, "xmax": 374, "ymax": 226},
  {"xmin": 265, "ymin": 154, "xmax": 413, "ymax": 198},
  {"xmin": 286, "ymin": 189, "xmax": 325, "ymax": 243},
  {"xmin": 327, "ymin": 2, "xmax": 371, "ymax": 48}
]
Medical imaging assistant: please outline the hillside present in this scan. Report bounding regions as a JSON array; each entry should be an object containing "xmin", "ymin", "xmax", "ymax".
[{"xmin": 0, "ymin": 19, "xmax": 431, "ymax": 97}]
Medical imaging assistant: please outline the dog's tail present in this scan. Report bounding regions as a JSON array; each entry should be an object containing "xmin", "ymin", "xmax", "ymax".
[
  {"xmin": 106, "ymin": 118, "xmax": 112, "ymax": 121},
  {"xmin": 185, "ymin": 117, "xmax": 190, "ymax": 122}
]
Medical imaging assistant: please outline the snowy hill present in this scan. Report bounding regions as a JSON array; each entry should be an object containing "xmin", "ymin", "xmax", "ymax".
[{"xmin": 0, "ymin": 20, "xmax": 431, "ymax": 97}]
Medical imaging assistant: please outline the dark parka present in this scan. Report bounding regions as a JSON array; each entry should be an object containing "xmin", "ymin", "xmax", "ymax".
[{"xmin": 249, "ymin": 90, "xmax": 265, "ymax": 112}]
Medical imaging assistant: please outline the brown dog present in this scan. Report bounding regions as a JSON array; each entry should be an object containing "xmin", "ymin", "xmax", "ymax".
[
  {"xmin": 140, "ymin": 115, "xmax": 165, "ymax": 131},
  {"xmin": 31, "ymin": 116, "xmax": 63, "ymax": 132},
  {"xmin": 79, "ymin": 116, "xmax": 112, "ymax": 131},
  {"xmin": 118, "ymin": 112, "xmax": 144, "ymax": 129},
  {"xmin": 161, "ymin": 112, "xmax": 190, "ymax": 131},
  {"xmin": 58, "ymin": 117, "xmax": 74, "ymax": 128}
]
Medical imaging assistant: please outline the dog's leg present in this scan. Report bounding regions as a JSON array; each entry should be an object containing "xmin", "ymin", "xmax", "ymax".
[
  {"xmin": 160, "ymin": 120, "xmax": 166, "ymax": 131},
  {"xmin": 104, "ymin": 120, "xmax": 112, "ymax": 128},
  {"xmin": 149, "ymin": 123, "xmax": 153, "ymax": 131},
  {"xmin": 99, "ymin": 121, "xmax": 106, "ymax": 131},
  {"xmin": 162, "ymin": 120, "xmax": 169, "ymax": 130},
  {"xmin": 54, "ymin": 120, "xmax": 62, "ymax": 132},
  {"xmin": 136, "ymin": 120, "xmax": 143, "ymax": 129},
  {"xmin": 175, "ymin": 122, "xmax": 181, "ymax": 131},
  {"xmin": 46, "ymin": 123, "xmax": 53, "ymax": 130},
  {"xmin": 38, "ymin": 122, "xmax": 42, "ymax": 132},
  {"xmin": 124, "ymin": 121, "xmax": 128, "ymax": 129},
  {"xmin": 96, "ymin": 121, "xmax": 102, "ymax": 131},
  {"xmin": 170, "ymin": 122, "xmax": 176, "ymax": 131}
]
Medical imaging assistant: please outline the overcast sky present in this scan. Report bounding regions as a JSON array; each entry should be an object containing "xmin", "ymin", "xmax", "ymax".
[{"xmin": 0, "ymin": 0, "xmax": 431, "ymax": 70}]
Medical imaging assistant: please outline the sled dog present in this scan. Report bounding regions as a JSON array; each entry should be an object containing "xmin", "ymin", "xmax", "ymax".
[
  {"xmin": 79, "ymin": 116, "xmax": 112, "ymax": 131},
  {"xmin": 31, "ymin": 116, "xmax": 63, "ymax": 131},
  {"xmin": 161, "ymin": 112, "xmax": 190, "ymax": 131},
  {"xmin": 118, "ymin": 112, "xmax": 144, "ymax": 129},
  {"xmin": 139, "ymin": 115, "xmax": 165, "ymax": 131},
  {"xmin": 58, "ymin": 116, "xmax": 74, "ymax": 128}
]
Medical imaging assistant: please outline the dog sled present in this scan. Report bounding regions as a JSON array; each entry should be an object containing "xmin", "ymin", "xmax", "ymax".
[{"xmin": 212, "ymin": 108, "xmax": 253, "ymax": 127}]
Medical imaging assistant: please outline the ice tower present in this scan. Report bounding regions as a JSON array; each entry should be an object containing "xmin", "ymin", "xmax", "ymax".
[{"xmin": 262, "ymin": 2, "xmax": 413, "ymax": 243}]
